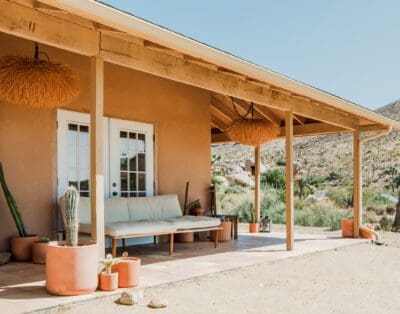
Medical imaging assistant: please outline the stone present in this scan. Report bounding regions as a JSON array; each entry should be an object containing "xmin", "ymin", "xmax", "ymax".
[
  {"xmin": 119, "ymin": 291, "xmax": 135, "ymax": 305},
  {"xmin": 0, "ymin": 252, "xmax": 11, "ymax": 265},
  {"xmin": 226, "ymin": 172, "xmax": 254, "ymax": 187},
  {"xmin": 148, "ymin": 299, "xmax": 167, "ymax": 309}
]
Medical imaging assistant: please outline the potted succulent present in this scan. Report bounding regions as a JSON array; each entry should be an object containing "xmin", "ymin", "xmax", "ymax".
[
  {"xmin": 0, "ymin": 162, "xmax": 38, "ymax": 261},
  {"xmin": 32, "ymin": 237, "xmax": 50, "ymax": 264},
  {"xmin": 46, "ymin": 186, "xmax": 98, "ymax": 296},
  {"xmin": 99, "ymin": 254, "xmax": 118, "ymax": 291},
  {"xmin": 187, "ymin": 199, "xmax": 204, "ymax": 216},
  {"xmin": 249, "ymin": 205, "xmax": 259, "ymax": 233}
]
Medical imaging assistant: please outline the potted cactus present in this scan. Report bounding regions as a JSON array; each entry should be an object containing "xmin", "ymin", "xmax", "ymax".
[
  {"xmin": 99, "ymin": 254, "xmax": 118, "ymax": 291},
  {"xmin": 32, "ymin": 237, "xmax": 50, "ymax": 264},
  {"xmin": 46, "ymin": 186, "xmax": 98, "ymax": 296},
  {"xmin": 0, "ymin": 162, "xmax": 39, "ymax": 261}
]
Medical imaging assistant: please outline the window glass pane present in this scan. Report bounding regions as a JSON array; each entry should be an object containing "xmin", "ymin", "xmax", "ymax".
[
  {"xmin": 129, "ymin": 172, "xmax": 137, "ymax": 191},
  {"xmin": 68, "ymin": 147, "xmax": 77, "ymax": 168},
  {"xmin": 68, "ymin": 168, "xmax": 78, "ymax": 189},
  {"xmin": 130, "ymin": 192, "xmax": 138, "ymax": 197},
  {"xmin": 79, "ymin": 148, "xmax": 89, "ymax": 169},
  {"xmin": 79, "ymin": 125, "xmax": 89, "ymax": 146},
  {"xmin": 138, "ymin": 153, "xmax": 145, "ymax": 172},
  {"xmin": 120, "ymin": 172, "xmax": 128, "ymax": 191},
  {"xmin": 138, "ymin": 173, "xmax": 146, "ymax": 191},
  {"xmin": 68, "ymin": 124, "xmax": 78, "ymax": 146},
  {"xmin": 120, "ymin": 153, "xmax": 128, "ymax": 171},
  {"xmin": 129, "ymin": 132, "xmax": 136, "ymax": 139},
  {"xmin": 129, "ymin": 154, "xmax": 137, "ymax": 171},
  {"xmin": 138, "ymin": 134, "xmax": 145, "ymax": 152},
  {"xmin": 80, "ymin": 191, "xmax": 89, "ymax": 197},
  {"xmin": 138, "ymin": 192, "xmax": 146, "ymax": 197},
  {"xmin": 79, "ymin": 170, "xmax": 89, "ymax": 191},
  {"xmin": 128, "ymin": 135, "xmax": 137, "ymax": 171},
  {"xmin": 121, "ymin": 192, "xmax": 128, "ymax": 198}
]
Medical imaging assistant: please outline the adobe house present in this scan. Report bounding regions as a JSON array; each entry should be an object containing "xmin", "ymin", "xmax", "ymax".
[{"xmin": 0, "ymin": 0, "xmax": 399, "ymax": 254}]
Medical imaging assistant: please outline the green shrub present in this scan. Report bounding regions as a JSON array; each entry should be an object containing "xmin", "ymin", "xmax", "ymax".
[
  {"xmin": 234, "ymin": 201, "xmax": 253, "ymax": 223},
  {"xmin": 363, "ymin": 211, "xmax": 378, "ymax": 224},
  {"xmin": 327, "ymin": 171, "xmax": 342, "ymax": 181},
  {"xmin": 379, "ymin": 215, "xmax": 393, "ymax": 231},
  {"xmin": 261, "ymin": 169, "xmax": 286, "ymax": 189},
  {"xmin": 268, "ymin": 203, "xmax": 286, "ymax": 224},
  {"xmin": 304, "ymin": 175, "xmax": 327, "ymax": 188},
  {"xmin": 326, "ymin": 187, "xmax": 353, "ymax": 208},
  {"xmin": 363, "ymin": 188, "xmax": 390, "ymax": 206},
  {"xmin": 224, "ymin": 184, "xmax": 245, "ymax": 195},
  {"xmin": 386, "ymin": 205, "xmax": 396, "ymax": 215}
]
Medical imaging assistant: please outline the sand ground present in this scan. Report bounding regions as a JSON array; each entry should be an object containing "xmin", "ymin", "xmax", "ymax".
[{"xmin": 47, "ymin": 226, "xmax": 400, "ymax": 314}]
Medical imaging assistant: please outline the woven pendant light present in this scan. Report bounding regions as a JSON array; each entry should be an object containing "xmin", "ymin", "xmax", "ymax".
[
  {"xmin": 225, "ymin": 98, "xmax": 280, "ymax": 146},
  {"xmin": 0, "ymin": 43, "xmax": 79, "ymax": 109}
]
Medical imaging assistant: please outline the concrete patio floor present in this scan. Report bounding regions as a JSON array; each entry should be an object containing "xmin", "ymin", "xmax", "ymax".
[{"xmin": 0, "ymin": 230, "xmax": 366, "ymax": 313}]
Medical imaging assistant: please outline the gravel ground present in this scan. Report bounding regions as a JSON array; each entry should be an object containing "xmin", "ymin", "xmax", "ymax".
[{"xmin": 48, "ymin": 227, "xmax": 400, "ymax": 314}]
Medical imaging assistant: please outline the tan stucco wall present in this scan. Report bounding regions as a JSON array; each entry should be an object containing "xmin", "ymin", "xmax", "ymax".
[{"xmin": 0, "ymin": 33, "xmax": 211, "ymax": 251}]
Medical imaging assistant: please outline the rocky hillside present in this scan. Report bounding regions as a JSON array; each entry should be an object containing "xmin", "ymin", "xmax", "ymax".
[{"xmin": 212, "ymin": 100, "xmax": 400, "ymax": 189}]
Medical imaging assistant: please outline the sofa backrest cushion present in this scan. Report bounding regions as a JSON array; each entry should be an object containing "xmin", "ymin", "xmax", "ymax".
[{"xmin": 127, "ymin": 194, "xmax": 182, "ymax": 221}]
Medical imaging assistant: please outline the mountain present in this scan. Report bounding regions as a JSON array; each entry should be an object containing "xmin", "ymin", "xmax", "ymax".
[{"xmin": 211, "ymin": 100, "xmax": 400, "ymax": 189}]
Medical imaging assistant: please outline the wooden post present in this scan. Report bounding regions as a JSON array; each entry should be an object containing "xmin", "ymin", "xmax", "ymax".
[
  {"xmin": 254, "ymin": 145, "xmax": 261, "ymax": 224},
  {"xmin": 90, "ymin": 55, "xmax": 105, "ymax": 257},
  {"xmin": 285, "ymin": 111, "xmax": 294, "ymax": 251},
  {"xmin": 353, "ymin": 130, "xmax": 362, "ymax": 237}
]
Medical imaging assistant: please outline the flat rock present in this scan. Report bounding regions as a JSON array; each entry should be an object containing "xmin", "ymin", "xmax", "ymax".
[
  {"xmin": 119, "ymin": 291, "xmax": 135, "ymax": 305},
  {"xmin": 0, "ymin": 252, "xmax": 11, "ymax": 265},
  {"xmin": 148, "ymin": 299, "xmax": 167, "ymax": 309}
]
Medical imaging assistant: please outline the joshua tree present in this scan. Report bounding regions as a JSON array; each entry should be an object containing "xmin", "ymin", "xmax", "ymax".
[{"xmin": 64, "ymin": 186, "xmax": 79, "ymax": 247}]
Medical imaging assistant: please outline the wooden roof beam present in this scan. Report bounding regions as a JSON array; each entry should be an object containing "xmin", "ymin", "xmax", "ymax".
[
  {"xmin": 253, "ymin": 104, "xmax": 281, "ymax": 125},
  {"xmin": 210, "ymin": 95, "xmax": 237, "ymax": 121},
  {"xmin": 211, "ymin": 116, "xmax": 228, "ymax": 132}
]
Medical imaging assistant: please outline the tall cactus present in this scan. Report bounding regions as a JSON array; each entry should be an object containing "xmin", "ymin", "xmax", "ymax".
[
  {"xmin": 0, "ymin": 162, "xmax": 28, "ymax": 237},
  {"xmin": 64, "ymin": 186, "xmax": 79, "ymax": 247}
]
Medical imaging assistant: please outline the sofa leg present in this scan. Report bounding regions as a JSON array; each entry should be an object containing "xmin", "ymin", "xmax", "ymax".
[
  {"xmin": 214, "ymin": 230, "xmax": 219, "ymax": 249},
  {"xmin": 169, "ymin": 233, "xmax": 174, "ymax": 255},
  {"xmin": 153, "ymin": 235, "xmax": 157, "ymax": 245},
  {"xmin": 112, "ymin": 238, "xmax": 117, "ymax": 257},
  {"xmin": 122, "ymin": 238, "xmax": 126, "ymax": 250}
]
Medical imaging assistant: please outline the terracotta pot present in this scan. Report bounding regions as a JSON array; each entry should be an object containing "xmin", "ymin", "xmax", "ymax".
[
  {"xmin": 99, "ymin": 272, "xmax": 119, "ymax": 291},
  {"xmin": 360, "ymin": 227, "xmax": 375, "ymax": 240},
  {"xmin": 249, "ymin": 223, "xmax": 259, "ymax": 233},
  {"xmin": 11, "ymin": 235, "xmax": 39, "ymax": 261},
  {"xmin": 112, "ymin": 257, "xmax": 141, "ymax": 288},
  {"xmin": 175, "ymin": 232, "xmax": 194, "ymax": 243},
  {"xmin": 211, "ymin": 221, "xmax": 232, "ymax": 242},
  {"xmin": 341, "ymin": 219, "xmax": 354, "ymax": 238},
  {"xmin": 190, "ymin": 207, "xmax": 205, "ymax": 216},
  {"xmin": 32, "ymin": 242, "xmax": 48, "ymax": 264},
  {"xmin": 46, "ymin": 240, "xmax": 98, "ymax": 296}
]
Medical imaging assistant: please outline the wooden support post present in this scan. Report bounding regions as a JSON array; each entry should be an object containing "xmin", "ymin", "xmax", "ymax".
[
  {"xmin": 254, "ymin": 145, "xmax": 261, "ymax": 224},
  {"xmin": 353, "ymin": 130, "xmax": 362, "ymax": 237},
  {"xmin": 169, "ymin": 233, "xmax": 174, "ymax": 255},
  {"xmin": 285, "ymin": 111, "xmax": 294, "ymax": 251},
  {"xmin": 90, "ymin": 55, "xmax": 105, "ymax": 257}
]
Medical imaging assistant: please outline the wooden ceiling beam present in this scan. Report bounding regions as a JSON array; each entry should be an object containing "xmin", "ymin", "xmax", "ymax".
[
  {"xmin": 253, "ymin": 104, "xmax": 281, "ymax": 125},
  {"xmin": 210, "ymin": 107, "xmax": 232, "ymax": 126},
  {"xmin": 210, "ymin": 96, "xmax": 237, "ymax": 121},
  {"xmin": 211, "ymin": 116, "xmax": 228, "ymax": 132}
]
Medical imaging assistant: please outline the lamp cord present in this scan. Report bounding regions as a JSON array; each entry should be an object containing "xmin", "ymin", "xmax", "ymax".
[{"xmin": 231, "ymin": 96, "xmax": 254, "ymax": 120}]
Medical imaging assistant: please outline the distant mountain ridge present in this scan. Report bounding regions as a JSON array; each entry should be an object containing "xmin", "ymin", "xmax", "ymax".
[{"xmin": 212, "ymin": 100, "xmax": 400, "ymax": 188}]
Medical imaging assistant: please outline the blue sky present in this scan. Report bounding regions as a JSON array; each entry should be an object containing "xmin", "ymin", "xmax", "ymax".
[{"xmin": 102, "ymin": 1, "xmax": 399, "ymax": 110}]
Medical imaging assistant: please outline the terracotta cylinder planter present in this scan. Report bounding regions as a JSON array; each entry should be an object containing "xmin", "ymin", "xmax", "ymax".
[
  {"xmin": 341, "ymin": 219, "xmax": 354, "ymax": 238},
  {"xmin": 249, "ymin": 223, "xmax": 259, "ymax": 233},
  {"xmin": 175, "ymin": 232, "xmax": 194, "ymax": 243},
  {"xmin": 360, "ymin": 228, "xmax": 375, "ymax": 239},
  {"xmin": 112, "ymin": 257, "xmax": 141, "ymax": 288},
  {"xmin": 11, "ymin": 235, "xmax": 39, "ymax": 261},
  {"xmin": 99, "ymin": 272, "xmax": 119, "ymax": 291},
  {"xmin": 211, "ymin": 221, "xmax": 232, "ymax": 242},
  {"xmin": 46, "ymin": 240, "xmax": 98, "ymax": 296},
  {"xmin": 32, "ymin": 242, "xmax": 48, "ymax": 264}
]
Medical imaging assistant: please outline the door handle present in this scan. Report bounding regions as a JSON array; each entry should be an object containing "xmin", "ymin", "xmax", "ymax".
[{"xmin": 112, "ymin": 191, "xmax": 118, "ymax": 196}]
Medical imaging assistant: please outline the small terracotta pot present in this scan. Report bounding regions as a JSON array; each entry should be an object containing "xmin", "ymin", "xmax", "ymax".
[
  {"xmin": 190, "ymin": 207, "xmax": 205, "ymax": 216},
  {"xmin": 11, "ymin": 235, "xmax": 39, "ymax": 261},
  {"xmin": 112, "ymin": 257, "xmax": 141, "ymax": 288},
  {"xmin": 32, "ymin": 242, "xmax": 48, "ymax": 264},
  {"xmin": 99, "ymin": 272, "xmax": 119, "ymax": 291},
  {"xmin": 46, "ymin": 240, "xmax": 98, "ymax": 296},
  {"xmin": 360, "ymin": 228, "xmax": 375, "ymax": 239},
  {"xmin": 341, "ymin": 219, "xmax": 354, "ymax": 238},
  {"xmin": 175, "ymin": 232, "xmax": 194, "ymax": 243},
  {"xmin": 249, "ymin": 223, "xmax": 259, "ymax": 233},
  {"xmin": 211, "ymin": 221, "xmax": 232, "ymax": 242}
]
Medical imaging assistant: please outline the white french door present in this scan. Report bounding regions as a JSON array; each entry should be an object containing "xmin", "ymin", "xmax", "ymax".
[{"xmin": 57, "ymin": 110, "xmax": 154, "ymax": 199}]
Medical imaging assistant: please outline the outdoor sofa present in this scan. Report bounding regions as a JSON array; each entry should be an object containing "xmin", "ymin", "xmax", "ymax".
[{"xmin": 60, "ymin": 194, "xmax": 221, "ymax": 256}]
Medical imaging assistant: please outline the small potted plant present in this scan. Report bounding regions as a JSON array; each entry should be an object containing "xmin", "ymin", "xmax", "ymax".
[
  {"xmin": 99, "ymin": 254, "xmax": 118, "ymax": 291},
  {"xmin": 46, "ymin": 186, "xmax": 98, "ymax": 296},
  {"xmin": 0, "ymin": 162, "xmax": 38, "ymax": 261},
  {"xmin": 249, "ymin": 205, "xmax": 259, "ymax": 233},
  {"xmin": 32, "ymin": 237, "xmax": 50, "ymax": 264},
  {"xmin": 112, "ymin": 252, "xmax": 141, "ymax": 288},
  {"xmin": 187, "ymin": 199, "xmax": 204, "ymax": 216}
]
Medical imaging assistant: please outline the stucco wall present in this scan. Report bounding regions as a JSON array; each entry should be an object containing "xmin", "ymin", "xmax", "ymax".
[{"xmin": 0, "ymin": 33, "xmax": 211, "ymax": 251}]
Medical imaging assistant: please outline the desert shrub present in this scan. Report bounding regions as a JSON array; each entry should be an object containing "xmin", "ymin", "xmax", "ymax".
[
  {"xmin": 326, "ymin": 187, "xmax": 353, "ymax": 208},
  {"xmin": 276, "ymin": 159, "xmax": 286, "ymax": 166},
  {"xmin": 268, "ymin": 203, "xmax": 286, "ymax": 224},
  {"xmin": 386, "ymin": 205, "xmax": 396, "ymax": 215},
  {"xmin": 304, "ymin": 175, "xmax": 327, "ymax": 188},
  {"xmin": 379, "ymin": 215, "xmax": 393, "ymax": 231},
  {"xmin": 363, "ymin": 188, "xmax": 390, "ymax": 206},
  {"xmin": 211, "ymin": 176, "xmax": 224, "ymax": 186},
  {"xmin": 224, "ymin": 184, "xmax": 245, "ymax": 195},
  {"xmin": 363, "ymin": 211, "xmax": 378, "ymax": 224},
  {"xmin": 234, "ymin": 201, "xmax": 253, "ymax": 223},
  {"xmin": 327, "ymin": 171, "xmax": 342, "ymax": 181},
  {"xmin": 261, "ymin": 168, "xmax": 286, "ymax": 189},
  {"xmin": 365, "ymin": 205, "xmax": 386, "ymax": 216}
]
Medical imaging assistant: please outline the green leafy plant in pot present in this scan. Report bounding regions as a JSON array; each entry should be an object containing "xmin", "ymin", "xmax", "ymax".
[
  {"xmin": 32, "ymin": 237, "xmax": 49, "ymax": 264},
  {"xmin": 46, "ymin": 186, "xmax": 98, "ymax": 296},
  {"xmin": 0, "ymin": 162, "xmax": 38, "ymax": 261}
]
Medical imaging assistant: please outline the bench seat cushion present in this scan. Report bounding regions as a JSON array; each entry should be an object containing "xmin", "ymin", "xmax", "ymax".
[
  {"xmin": 80, "ymin": 221, "xmax": 177, "ymax": 237},
  {"xmin": 166, "ymin": 215, "xmax": 221, "ymax": 231}
]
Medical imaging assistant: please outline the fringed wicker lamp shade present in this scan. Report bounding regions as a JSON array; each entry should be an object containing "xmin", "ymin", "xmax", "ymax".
[
  {"xmin": 225, "ymin": 98, "xmax": 280, "ymax": 146},
  {"xmin": 0, "ymin": 43, "xmax": 79, "ymax": 109}
]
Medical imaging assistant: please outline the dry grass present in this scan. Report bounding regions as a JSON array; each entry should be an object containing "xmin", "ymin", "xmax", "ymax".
[
  {"xmin": 0, "ymin": 56, "xmax": 79, "ymax": 108},
  {"xmin": 225, "ymin": 119, "xmax": 280, "ymax": 146}
]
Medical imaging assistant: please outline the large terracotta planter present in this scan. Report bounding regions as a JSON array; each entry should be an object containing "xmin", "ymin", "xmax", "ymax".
[
  {"xmin": 360, "ymin": 227, "xmax": 375, "ymax": 240},
  {"xmin": 11, "ymin": 235, "xmax": 39, "ymax": 261},
  {"xmin": 211, "ymin": 221, "xmax": 232, "ymax": 242},
  {"xmin": 99, "ymin": 272, "xmax": 119, "ymax": 291},
  {"xmin": 175, "ymin": 232, "xmax": 194, "ymax": 243},
  {"xmin": 249, "ymin": 223, "xmax": 259, "ymax": 233},
  {"xmin": 32, "ymin": 242, "xmax": 48, "ymax": 264},
  {"xmin": 46, "ymin": 240, "xmax": 98, "ymax": 296},
  {"xmin": 112, "ymin": 257, "xmax": 141, "ymax": 288},
  {"xmin": 341, "ymin": 219, "xmax": 354, "ymax": 238}
]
